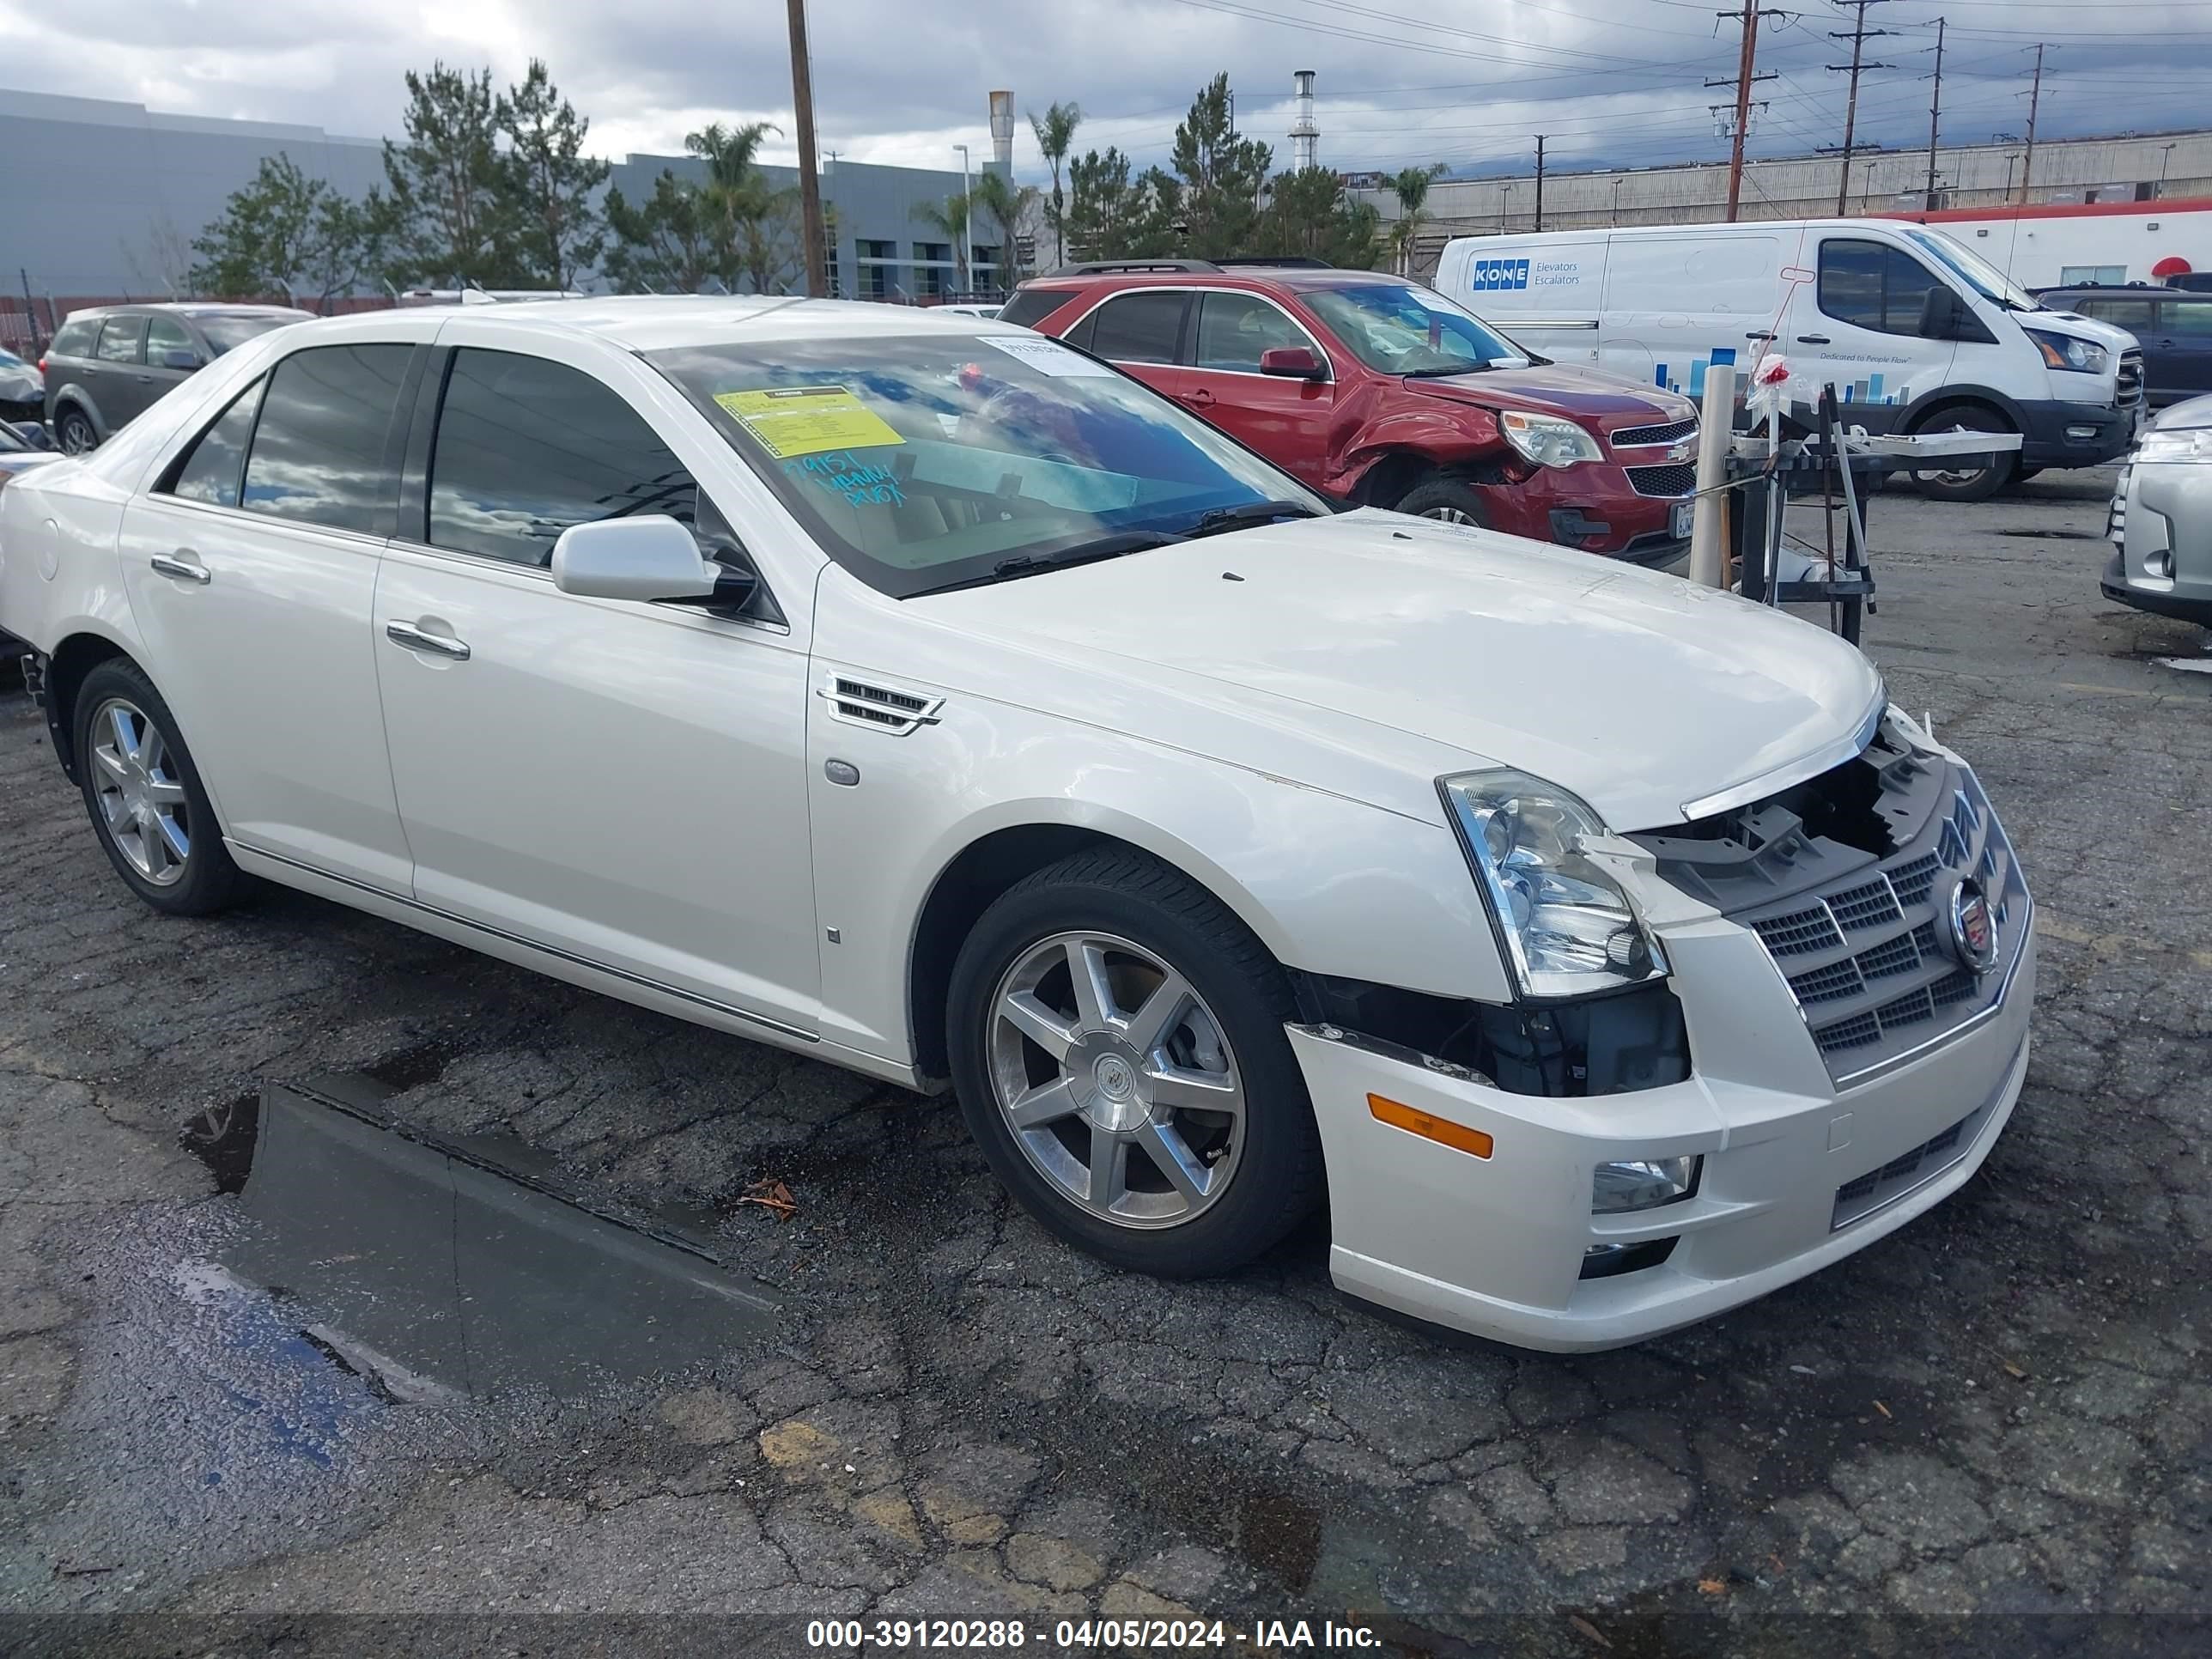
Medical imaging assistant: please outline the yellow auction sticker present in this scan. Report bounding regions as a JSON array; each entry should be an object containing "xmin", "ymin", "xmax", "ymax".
[{"xmin": 714, "ymin": 385, "xmax": 905, "ymax": 459}]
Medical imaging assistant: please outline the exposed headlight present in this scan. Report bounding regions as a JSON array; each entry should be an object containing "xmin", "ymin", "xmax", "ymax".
[
  {"xmin": 1439, "ymin": 770, "xmax": 1668, "ymax": 999},
  {"xmin": 2137, "ymin": 428, "xmax": 2212, "ymax": 463},
  {"xmin": 2025, "ymin": 329, "xmax": 2109, "ymax": 375},
  {"xmin": 1499, "ymin": 410, "xmax": 1604, "ymax": 468}
]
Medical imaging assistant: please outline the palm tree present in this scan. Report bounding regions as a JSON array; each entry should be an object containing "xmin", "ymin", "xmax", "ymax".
[
  {"xmin": 968, "ymin": 171, "xmax": 1039, "ymax": 291},
  {"xmin": 911, "ymin": 192, "xmax": 971, "ymax": 294},
  {"xmin": 686, "ymin": 121, "xmax": 797, "ymax": 292},
  {"xmin": 1027, "ymin": 102, "xmax": 1083, "ymax": 269},
  {"xmin": 1385, "ymin": 162, "xmax": 1449, "ymax": 276}
]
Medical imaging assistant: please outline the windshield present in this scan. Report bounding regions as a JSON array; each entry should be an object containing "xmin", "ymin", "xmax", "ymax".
[
  {"xmin": 196, "ymin": 313, "xmax": 310, "ymax": 355},
  {"xmin": 1904, "ymin": 229, "xmax": 2041, "ymax": 313},
  {"xmin": 1303, "ymin": 283, "xmax": 1532, "ymax": 375},
  {"xmin": 648, "ymin": 334, "xmax": 1327, "ymax": 598}
]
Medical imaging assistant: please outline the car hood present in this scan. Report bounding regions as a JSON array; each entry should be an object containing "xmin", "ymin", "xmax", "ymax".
[
  {"xmin": 2149, "ymin": 392, "xmax": 2212, "ymax": 433},
  {"xmin": 1401, "ymin": 362, "xmax": 1685, "ymax": 427},
  {"xmin": 917, "ymin": 512, "xmax": 1882, "ymax": 832}
]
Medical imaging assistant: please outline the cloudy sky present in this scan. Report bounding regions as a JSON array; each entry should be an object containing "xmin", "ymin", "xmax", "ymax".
[{"xmin": 6, "ymin": 0, "xmax": 2210, "ymax": 184}]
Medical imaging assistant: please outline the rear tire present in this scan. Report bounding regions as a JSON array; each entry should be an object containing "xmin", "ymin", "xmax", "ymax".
[
  {"xmin": 73, "ymin": 659, "xmax": 244, "ymax": 916},
  {"xmin": 945, "ymin": 848, "xmax": 1325, "ymax": 1277},
  {"xmin": 55, "ymin": 407, "xmax": 99, "ymax": 455},
  {"xmin": 1394, "ymin": 476, "xmax": 1491, "ymax": 526},
  {"xmin": 1907, "ymin": 406, "xmax": 2014, "ymax": 502}
]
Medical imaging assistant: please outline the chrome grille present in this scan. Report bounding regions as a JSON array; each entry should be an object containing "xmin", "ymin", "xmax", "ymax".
[
  {"xmin": 1832, "ymin": 1106, "xmax": 1982, "ymax": 1229},
  {"xmin": 1626, "ymin": 462, "xmax": 1698, "ymax": 498},
  {"xmin": 2108, "ymin": 465, "xmax": 2130, "ymax": 543},
  {"xmin": 1611, "ymin": 417, "xmax": 1698, "ymax": 449},
  {"xmin": 1735, "ymin": 769, "xmax": 2028, "ymax": 1083},
  {"xmin": 2117, "ymin": 349, "xmax": 2144, "ymax": 407}
]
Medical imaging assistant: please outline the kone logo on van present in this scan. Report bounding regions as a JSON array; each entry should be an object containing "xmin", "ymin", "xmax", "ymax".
[{"xmin": 1471, "ymin": 258, "xmax": 1531, "ymax": 292}]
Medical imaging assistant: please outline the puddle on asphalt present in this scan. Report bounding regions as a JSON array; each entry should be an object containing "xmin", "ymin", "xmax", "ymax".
[{"xmin": 179, "ymin": 1073, "xmax": 780, "ymax": 1406}]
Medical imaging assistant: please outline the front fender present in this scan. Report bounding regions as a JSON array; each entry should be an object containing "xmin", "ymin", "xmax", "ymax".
[
  {"xmin": 1329, "ymin": 401, "xmax": 1505, "ymax": 499},
  {"xmin": 806, "ymin": 697, "xmax": 1510, "ymax": 1066}
]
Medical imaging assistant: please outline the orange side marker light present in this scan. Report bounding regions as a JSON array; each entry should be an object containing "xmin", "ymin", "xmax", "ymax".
[{"xmin": 1367, "ymin": 1093, "xmax": 1493, "ymax": 1159}]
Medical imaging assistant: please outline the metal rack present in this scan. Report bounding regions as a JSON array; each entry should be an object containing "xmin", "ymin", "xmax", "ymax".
[{"xmin": 1723, "ymin": 394, "xmax": 2022, "ymax": 644}]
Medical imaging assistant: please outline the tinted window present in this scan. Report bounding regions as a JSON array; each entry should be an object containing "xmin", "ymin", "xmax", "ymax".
[
  {"xmin": 145, "ymin": 315, "xmax": 197, "ymax": 363},
  {"xmin": 1818, "ymin": 240, "xmax": 1945, "ymax": 336},
  {"xmin": 2162, "ymin": 302, "xmax": 2212, "ymax": 338},
  {"xmin": 1194, "ymin": 292, "xmax": 1311, "ymax": 372},
  {"xmin": 240, "ymin": 344, "xmax": 410, "ymax": 535},
  {"xmin": 95, "ymin": 317, "xmax": 147, "ymax": 363},
  {"xmin": 49, "ymin": 319, "xmax": 100, "ymax": 358},
  {"xmin": 997, "ymin": 289, "xmax": 1072, "ymax": 330},
  {"xmin": 164, "ymin": 380, "xmax": 265, "ymax": 507},
  {"xmin": 198, "ymin": 312, "xmax": 309, "ymax": 355},
  {"xmin": 2073, "ymin": 297, "xmax": 2156, "ymax": 331},
  {"xmin": 1087, "ymin": 293, "xmax": 1188, "ymax": 364},
  {"xmin": 428, "ymin": 349, "xmax": 696, "ymax": 567}
]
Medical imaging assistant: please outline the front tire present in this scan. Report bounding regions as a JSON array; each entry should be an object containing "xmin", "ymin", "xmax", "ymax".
[
  {"xmin": 74, "ymin": 659, "xmax": 244, "ymax": 916},
  {"xmin": 945, "ymin": 848, "xmax": 1325, "ymax": 1277},
  {"xmin": 1394, "ymin": 476, "xmax": 1491, "ymax": 526},
  {"xmin": 55, "ymin": 407, "xmax": 99, "ymax": 455},
  {"xmin": 1907, "ymin": 407, "xmax": 2015, "ymax": 502}
]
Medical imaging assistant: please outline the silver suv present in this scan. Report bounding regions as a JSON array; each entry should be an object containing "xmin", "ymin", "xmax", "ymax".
[
  {"xmin": 41, "ymin": 303, "xmax": 309, "ymax": 454},
  {"xmin": 2104, "ymin": 393, "xmax": 2212, "ymax": 629}
]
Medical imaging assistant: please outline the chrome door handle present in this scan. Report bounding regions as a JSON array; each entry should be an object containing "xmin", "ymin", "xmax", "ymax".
[
  {"xmin": 149, "ymin": 552, "xmax": 210, "ymax": 584},
  {"xmin": 385, "ymin": 620, "xmax": 471, "ymax": 660}
]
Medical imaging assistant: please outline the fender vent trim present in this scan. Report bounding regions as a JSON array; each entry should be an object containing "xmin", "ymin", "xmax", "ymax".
[{"xmin": 817, "ymin": 672, "xmax": 945, "ymax": 736}]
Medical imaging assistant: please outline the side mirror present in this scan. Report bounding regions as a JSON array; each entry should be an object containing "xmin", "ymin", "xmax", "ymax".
[
  {"xmin": 550, "ymin": 515, "xmax": 734, "ymax": 603},
  {"xmin": 1260, "ymin": 346, "xmax": 1327, "ymax": 380},
  {"xmin": 161, "ymin": 349, "xmax": 204, "ymax": 371},
  {"xmin": 1917, "ymin": 285, "xmax": 1966, "ymax": 340}
]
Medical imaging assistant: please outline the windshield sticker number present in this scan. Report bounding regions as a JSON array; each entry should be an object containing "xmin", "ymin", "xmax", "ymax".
[
  {"xmin": 714, "ymin": 385, "xmax": 907, "ymax": 459},
  {"xmin": 977, "ymin": 336, "xmax": 1117, "ymax": 378},
  {"xmin": 785, "ymin": 449, "xmax": 906, "ymax": 508}
]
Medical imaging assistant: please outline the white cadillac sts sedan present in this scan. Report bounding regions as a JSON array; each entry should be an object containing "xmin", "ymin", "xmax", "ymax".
[{"xmin": 0, "ymin": 299, "xmax": 2034, "ymax": 1350}]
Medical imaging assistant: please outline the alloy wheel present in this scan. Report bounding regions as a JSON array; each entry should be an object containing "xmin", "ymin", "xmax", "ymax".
[
  {"xmin": 986, "ymin": 931, "xmax": 1245, "ymax": 1229},
  {"xmin": 88, "ymin": 697, "xmax": 191, "ymax": 885},
  {"xmin": 58, "ymin": 413, "xmax": 97, "ymax": 455},
  {"xmin": 1419, "ymin": 506, "xmax": 1480, "ymax": 525}
]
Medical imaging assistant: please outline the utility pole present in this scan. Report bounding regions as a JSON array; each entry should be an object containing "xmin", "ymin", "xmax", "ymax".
[
  {"xmin": 1826, "ymin": 1, "xmax": 1895, "ymax": 215},
  {"xmin": 2018, "ymin": 43, "xmax": 2046, "ymax": 204},
  {"xmin": 1710, "ymin": 2, "xmax": 1782, "ymax": 222},
  {"xmin": 786, "ymin": 0, "xmax": 828, "ymax": 299},
  {"xmin": 1534, "ymin": 136, "xmax": 1546, "ymax": 231},
  {"xmin": 1924, "ymin": 16, "xmax": 1945, "ymax": 211}
]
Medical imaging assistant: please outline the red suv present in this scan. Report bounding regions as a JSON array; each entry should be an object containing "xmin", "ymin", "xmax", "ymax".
[{"xmin": 1001, "ymin": 260, "xmax": 1703, "ymax": 563}]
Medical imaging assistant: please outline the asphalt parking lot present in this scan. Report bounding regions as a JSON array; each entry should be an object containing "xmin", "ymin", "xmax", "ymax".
[{"xmin": 2, "ymin": 467, "xmax": 2209, "ymax": 1656}]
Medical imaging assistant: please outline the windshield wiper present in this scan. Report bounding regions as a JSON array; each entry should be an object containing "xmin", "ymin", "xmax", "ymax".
[
  {"xmin": 1182, "ymin": 500, "xmax": 1328, "ymax": 538},
  {"xmin": 1401, "ymin": 362, "xmax": 1490, "ymax": 378}
]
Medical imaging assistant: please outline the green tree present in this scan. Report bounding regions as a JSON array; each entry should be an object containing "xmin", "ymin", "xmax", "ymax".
[
  {"xmin": 1065, "ymin": 148, "xmax": 1182, "ymax": 261},
  {"xmin": 910, "ymin": 192, "xmax": 972, "ymax": 292},
  {"xmin": 380, "ymin": 62, "xmax": 519, "ymax": 286},
  {"xmin": 602, "ymin": 171, "xmax": 716, "ymax": 293},
  {"xmin": 969, "ymin": 171, "xmax": 1039, "ymax": 290},
  {"xmin": 1384, "ymin": 162, "xmax": 1449, "ymax": 275},
  {"xmin": 190, "ymin": 153, "xmax": 386, "ymax": 309},
  {"xmin": 1027, "ymin": 101, "xmax": 1083, "ymax": 268},
  {"xmin": 688, "ymin": 122, "xmax": 799, "ymax": 294},
  {"xmin": 500, "ymin": 59, "xmax": 608, "ymax": 289},
  {"xmin": 1168, "ymin": 75, "xmax": 1272, "ymax": 259},
  {"xmin": 1255, "ymin": 167, "xmax": 1379, "ymax": 269}
]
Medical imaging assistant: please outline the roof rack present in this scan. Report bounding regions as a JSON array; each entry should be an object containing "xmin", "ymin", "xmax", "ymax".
[{"xmin": 1044, "ymin": 258, "xmax": 1221, "ymax": 276}]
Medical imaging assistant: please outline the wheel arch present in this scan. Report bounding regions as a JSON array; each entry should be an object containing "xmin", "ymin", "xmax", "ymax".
[
  {"xmin": 1899, "ymin": 384, "xmax": 2024, "ymax": 435},
  {"xmin": 39, "ymin": 629, "xmax": 137, "ymax": 783},
  {"xmin": 904, "ymin": 814, "xmax": 1296, "ymax": 1084},
  {"xmin": 49, "ymin": 388, "xmax": 106, "ymax": 441}
]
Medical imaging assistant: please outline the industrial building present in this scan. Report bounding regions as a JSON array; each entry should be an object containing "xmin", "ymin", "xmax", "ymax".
[
  {"xmin": 1349, "ymin": 129, "xmax": 2212, "ymax": 277},
  {"xmin": 0, "ymin": 86, "xmax": 1019, "ymax": 343}
]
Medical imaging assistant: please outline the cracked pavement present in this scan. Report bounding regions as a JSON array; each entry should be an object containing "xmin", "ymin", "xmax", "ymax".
[{"xmin": 2, "ymin": 468, "xmax": 2208, "ymax": 1656}]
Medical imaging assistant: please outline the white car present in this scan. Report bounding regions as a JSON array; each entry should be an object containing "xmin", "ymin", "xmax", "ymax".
[{"xmin": 0, "ymin": 299, "xmax": 2035, "ymax": 1351}]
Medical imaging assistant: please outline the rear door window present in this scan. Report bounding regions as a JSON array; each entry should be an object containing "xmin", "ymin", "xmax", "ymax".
[
  {"xmin": 240, "ymin": 343, "xmax": 412, "ymax": 536},
  {"xmin": 426, "ymin": 348, "xmax": 696, "ymax": 567},
  {"xmin": 95, "ymin": 317, "xmax": 148, "ymax": 363},
  {"xmin": 145, "ymin": 315, "xmax": 198, "ymax": 365},
  {"xmin": 1085, "ymin": 293, "xmax": 1190, "ymax": 364},
  {"xmin": 2073, "ymin": 297, "xmax": 2156, "ymax": 331},
  {"xmin": 162, "ymin": 380, "xmax": 266, "ymax": 508}
]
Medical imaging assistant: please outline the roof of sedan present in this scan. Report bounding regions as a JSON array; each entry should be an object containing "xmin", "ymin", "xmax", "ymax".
[{"xmin": 465, "ymin": 295, "xmax": 1024, "ymax": 350}]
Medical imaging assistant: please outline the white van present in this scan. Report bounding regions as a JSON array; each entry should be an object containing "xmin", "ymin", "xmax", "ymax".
[{"xmin": 1437, "ymin": 218, "xmax": 2145, "ymax": 500}]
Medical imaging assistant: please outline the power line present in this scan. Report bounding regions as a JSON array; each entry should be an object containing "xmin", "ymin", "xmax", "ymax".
[
  {"xmin": 1710, "ymin": 1, "xmax": 1787, "ymax": 220},
  {"xmin": 1924, "ymin": 16, "xmax": 1946, "ymax": 210},
  {"xmin": 1823, "ymin": 1, "xmax": 1897, "ymax": 213},
  {"xmin": 2020, "ymin": 41, "xmax": 2045, "ymax": 201}
]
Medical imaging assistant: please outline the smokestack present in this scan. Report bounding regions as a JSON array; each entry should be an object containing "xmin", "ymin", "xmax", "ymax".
[
  {"xmin": 989, "ymin": 90, "xmax": 1015, "ymax": 169},
  {"xmin": 1290, "ymin": 70, "xmax": 1318, "ymax": 172}
]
